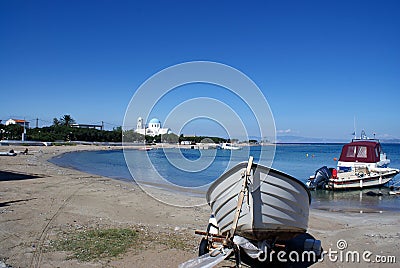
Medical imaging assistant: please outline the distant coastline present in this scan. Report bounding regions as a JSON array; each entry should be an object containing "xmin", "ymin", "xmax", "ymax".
[{"xmin": 2, "ymin": 140, "xmax": 400, "ymax": 148}]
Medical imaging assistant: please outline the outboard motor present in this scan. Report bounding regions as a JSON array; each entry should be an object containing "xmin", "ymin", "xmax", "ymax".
[{"xmin": 310, "ymin": 166, "xmax": 331, "ymax": 189}]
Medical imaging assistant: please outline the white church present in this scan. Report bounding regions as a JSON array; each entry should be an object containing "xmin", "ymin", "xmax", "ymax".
[{"xmin": 135, "ymin": 117, "xmax": 172, "ymax": 137}]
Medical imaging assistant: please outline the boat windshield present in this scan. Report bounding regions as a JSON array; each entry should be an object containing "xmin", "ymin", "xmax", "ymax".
[
  {"xmin": 357, "ymin": 146, "xmax": 367, "ymax": 158},
  {"xmin": 346, "ymin": 146, "xmax": 356, "ymax": 157}
]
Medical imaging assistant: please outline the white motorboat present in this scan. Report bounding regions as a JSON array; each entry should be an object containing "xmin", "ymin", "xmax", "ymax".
[
  {"xmin": 307, "ymin": 135, "xmax": 399, "ymax": 190},
  {"xmin": 207, "ymin": 160, "xmax": 311, "ymax": 240},
  {"xmin": 218, "ymin": 142, "xmax": 241, "ymax": 150}
]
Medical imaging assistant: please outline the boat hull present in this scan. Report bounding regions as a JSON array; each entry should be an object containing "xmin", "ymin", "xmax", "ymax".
[
  {"xmin": 206, "ymin": 162, "xmax": 311, "ymax": 240},
  {"xmin": 327, "ymin": 169, "xmax": 399, "ymax": 190}
]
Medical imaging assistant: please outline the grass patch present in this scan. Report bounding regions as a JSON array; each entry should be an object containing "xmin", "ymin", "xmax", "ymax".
[
  {"xmin": 51, "ymin": 228, "xmax": 138, "ymax": 262},
  {"xmin": 160, "ymin": 233, "xmax": 191, "ymax": 250}
]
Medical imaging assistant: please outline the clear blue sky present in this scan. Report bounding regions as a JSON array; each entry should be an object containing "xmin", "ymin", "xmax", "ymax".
[{"xmin": 1, "ymin": 0, "xmax": 399, "ymax": 140}]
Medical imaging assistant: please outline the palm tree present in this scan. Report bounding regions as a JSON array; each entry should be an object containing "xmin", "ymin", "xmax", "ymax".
[
  {"xmin": 53, "ymin": 118, "xmax": 60, "ymax": 126},
  {"xmin": 60, "ymin": 114, "xmax": 76, "ymax": 127}
]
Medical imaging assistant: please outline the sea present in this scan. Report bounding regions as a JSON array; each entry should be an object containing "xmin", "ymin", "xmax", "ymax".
[{"xmin": 49, "ymin": 143, "xmax": 400, "ymax": 212}]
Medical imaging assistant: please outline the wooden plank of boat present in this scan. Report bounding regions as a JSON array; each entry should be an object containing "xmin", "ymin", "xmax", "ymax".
[
  {"xmin": 228, "ymin": 156, "xmax": 253, "ymax": 240},
  {"xmin": 207, "ymin": 161, "xmax": 311, "ymax": 241}
]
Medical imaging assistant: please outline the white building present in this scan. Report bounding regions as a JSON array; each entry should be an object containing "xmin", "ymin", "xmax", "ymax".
[
  {"xmin": 5, "ymin": 119, "xmax": 30, "ymax": 129},
  {"xmin": 135, "ymin": 117, "xmax": 172, "ymax": 137}
]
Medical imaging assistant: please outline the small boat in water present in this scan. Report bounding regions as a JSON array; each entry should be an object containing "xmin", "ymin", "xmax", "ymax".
[
  {"xmin": 138, "ymin": 147, "xmax": 153, "ymax": 151},
  {"xmin": 218, "ymin": 142, "xmax": 241, "ymax": 150},
  {"xmin": 307, "ymin": 134, "xmax": 399, "ymax": 190},
  {"xmin": 207, "ymin": 159, "xmax": 311, "ymax": 240}
]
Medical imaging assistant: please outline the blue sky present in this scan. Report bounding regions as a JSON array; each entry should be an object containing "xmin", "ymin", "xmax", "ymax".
[{"xmin": 1, "ymin": 0, "xmax": 399, "ymax": 140}]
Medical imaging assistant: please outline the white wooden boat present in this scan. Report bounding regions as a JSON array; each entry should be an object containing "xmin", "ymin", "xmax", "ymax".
[{"xmin": 206, "ymin": 161, "xmax": 311, "ymax": 241}]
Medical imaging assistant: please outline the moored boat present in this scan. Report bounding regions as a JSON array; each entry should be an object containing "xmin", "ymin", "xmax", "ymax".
[
  {"xmin": 138, "ymin": 146, "xmax": 153, "ymax": 151},
  {"xmin": 218, "ymin": 142, "xmax": 241, "ymax": 150},
  {"xmin": 307, "ymin": 134, "xmax": 399, "ymax": 190}
]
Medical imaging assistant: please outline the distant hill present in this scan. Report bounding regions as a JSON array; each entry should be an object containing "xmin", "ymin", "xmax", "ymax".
[
  {"xmin": 241, "ymin": 135, "xmax": 400, "ymax": 144},
  {"xmin": 380, "ymin": 138, "xmax": 400, "ymax": 144},
  {"xmin": 275, "ymin": 135, "xmax": 347, "ymax": 144}
]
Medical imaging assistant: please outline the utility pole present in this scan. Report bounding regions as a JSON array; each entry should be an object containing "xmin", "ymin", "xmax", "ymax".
[
  {"xmin": 36, "ymin": 118, "xmax": 39, "ymax": 128},
  {"xmin": 22, "ymin": 117, "xmax": 26, "ymax": 141},
  {"xmin": 101, "ymin": 121, "xmax": 104, "ymax": 131}
]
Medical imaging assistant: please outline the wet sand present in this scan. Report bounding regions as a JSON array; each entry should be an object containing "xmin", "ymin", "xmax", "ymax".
[{"xmin": 0, "ymin": 145, "xmax": 399, "ymax": 267}]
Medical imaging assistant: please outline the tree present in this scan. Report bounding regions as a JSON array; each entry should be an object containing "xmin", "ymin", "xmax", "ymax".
[
  {"xmin": 53, "ymin": 118, "xmax": 60, "ymax": 126},
  {"xmin": 4, "ymin": 124, "xmax": 24, "ymax": 140},
  {"xmin": 60, "ymin": 114, "xmax": 76, "ymax": 126},
  {"xmin": 161, "ymin": 133, "xmax": 179, "ymax": 143},
  {"xmin": 122, "ymin": 130, "xmax": 145, "ymax": 143},
  {"xmin": 0, "ymin": 123, "xmax": 5, "ymax": 140}
]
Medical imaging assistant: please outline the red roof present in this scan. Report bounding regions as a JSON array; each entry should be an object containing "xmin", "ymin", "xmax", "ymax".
[
  {"xmin": 339, "ymin": 140, "xmax": 382, "ymax": 163},
  {"xmin": 13, "ymin": 119, "xmax": 28, "ymax": 123}
]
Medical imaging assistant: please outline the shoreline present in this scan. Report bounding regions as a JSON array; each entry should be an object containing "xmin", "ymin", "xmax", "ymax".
[
  {"xmin": 49, "ymin": 147, "xmax": 400, "ymax": 213},
  {"xmin": 0, "ymin": 145, "xmax": 399, "ymax": 267},
  {"xmin": 48, "ymin": 148, "xmax": 209, "ymax": 200}
]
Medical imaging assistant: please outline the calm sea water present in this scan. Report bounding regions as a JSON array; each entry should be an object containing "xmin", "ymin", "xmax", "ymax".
[{"xmin": 49, "ymin": 144, "xmax": 400, "ymax": 211}]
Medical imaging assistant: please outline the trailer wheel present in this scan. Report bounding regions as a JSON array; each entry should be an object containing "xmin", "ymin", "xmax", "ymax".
[{"xmin": 198, "ymin": 238, "xmax": 209, "ymax": 256}]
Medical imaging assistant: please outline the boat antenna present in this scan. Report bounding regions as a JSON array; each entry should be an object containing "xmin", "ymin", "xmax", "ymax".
[{"xmin": 353, "ymin": 115, "xmax": 357, "ymax": 139}]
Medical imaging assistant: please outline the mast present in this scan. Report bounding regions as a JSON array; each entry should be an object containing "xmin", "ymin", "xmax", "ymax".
[{"xmin": 353, "ymin": 116, "xmax": 357, "ymax": 139}]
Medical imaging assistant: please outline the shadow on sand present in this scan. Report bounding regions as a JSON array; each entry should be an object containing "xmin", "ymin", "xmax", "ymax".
[
  {"xmin": 0, "ymin": 198, "xmax": 36, "ymax": 208},
  {"xmin": 0, "ymin": 171, "xmax": 42, "ymax": 181}
]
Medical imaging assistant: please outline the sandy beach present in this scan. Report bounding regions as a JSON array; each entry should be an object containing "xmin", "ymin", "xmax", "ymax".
[{"xmin": 1, "ymin": 145, "xmax": 399, "ymax": 267}]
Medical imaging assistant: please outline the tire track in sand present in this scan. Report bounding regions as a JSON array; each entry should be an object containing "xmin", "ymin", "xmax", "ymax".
[{"xmin": 29, "ymin": 176, "xmax": 101, "ymax": 268}]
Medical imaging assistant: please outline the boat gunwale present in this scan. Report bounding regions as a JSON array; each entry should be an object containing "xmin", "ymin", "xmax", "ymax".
[{"xmin": 206, "ymin": 161, "xmax": 311, "ymax": 205}]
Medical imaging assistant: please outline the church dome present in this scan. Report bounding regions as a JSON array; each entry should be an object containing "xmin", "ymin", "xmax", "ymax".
[{"xmin": 149, "ymin": 118, "xmax": 161, "ymax": 124}]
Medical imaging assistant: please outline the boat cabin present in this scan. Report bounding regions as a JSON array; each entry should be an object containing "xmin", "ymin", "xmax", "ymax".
[{"xmin": 339, "ymin": 140, "xmax": 382, "ymax": 164}]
